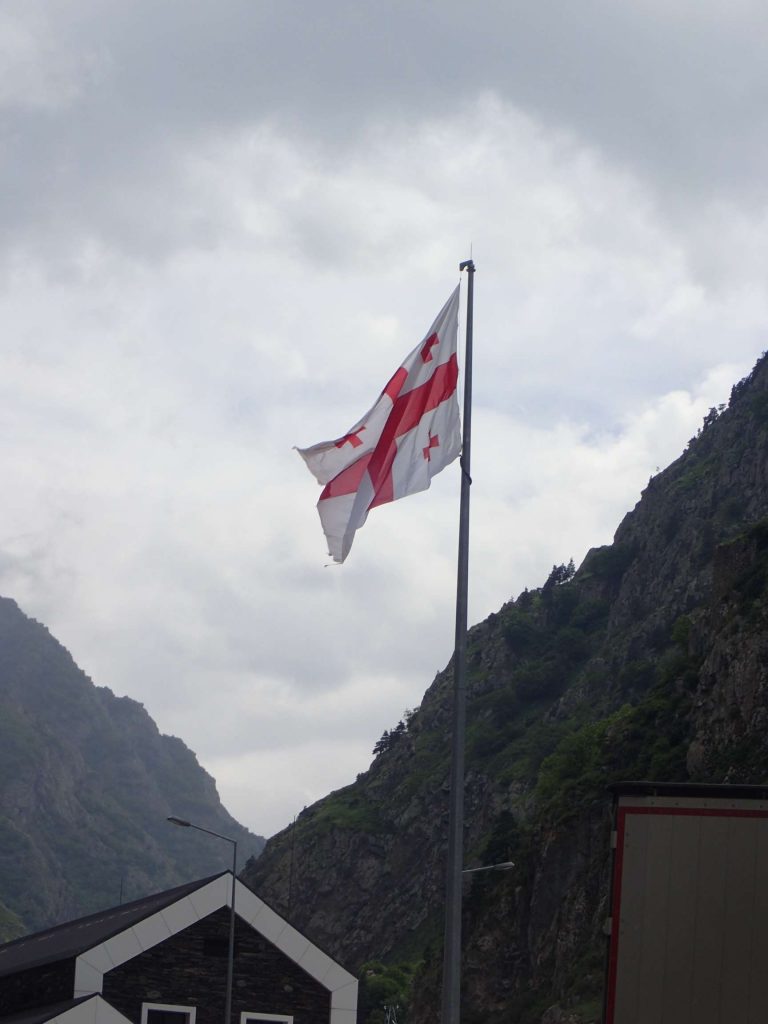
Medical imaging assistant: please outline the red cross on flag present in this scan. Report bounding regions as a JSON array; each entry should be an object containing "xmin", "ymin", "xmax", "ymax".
[{"xmin": 298, "ymin": 286, "xmax": 461, "ymax": 562}]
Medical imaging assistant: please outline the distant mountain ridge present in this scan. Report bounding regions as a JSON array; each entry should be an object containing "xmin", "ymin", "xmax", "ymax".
[
  {"xmin": 244, "ymin": 351, "xmax": 768, "ymax": 1024},
  {"xmin": 0, "ymin": 597, "xmax": 264, "ymax": 940}
]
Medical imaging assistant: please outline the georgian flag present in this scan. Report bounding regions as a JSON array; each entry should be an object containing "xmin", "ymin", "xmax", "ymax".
[{"xmin": 298, "ymin": 286, "xmax": 461, "ymax": 563}]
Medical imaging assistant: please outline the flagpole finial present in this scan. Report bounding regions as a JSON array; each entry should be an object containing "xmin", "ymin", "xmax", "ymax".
[{"xmin": 459, "ymin": 259, "xmax": 475, "ymax": 272}]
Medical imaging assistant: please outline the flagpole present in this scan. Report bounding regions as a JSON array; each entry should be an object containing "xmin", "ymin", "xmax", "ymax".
[{"xmin": 441, "ymin": 258, "xmax": 475, "ymax": 1024}]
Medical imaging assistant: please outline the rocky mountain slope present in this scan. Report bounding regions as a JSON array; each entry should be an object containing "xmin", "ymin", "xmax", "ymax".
[
  {"xmin": 0, "ymin": 597, "xmax": 264, "ymax": 940},
  {"xmin": 244, "ymin": 352, "xmax": 768, "ymax": 1024}
]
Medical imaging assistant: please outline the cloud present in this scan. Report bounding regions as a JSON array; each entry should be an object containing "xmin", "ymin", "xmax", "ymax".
[
  {"xmin": 0, "ymin": 3, "xmax": 106, "ymax": 112},
  {"xmin": 42, "ymin": 4, "xmax": 768, "ymax": 167},
  {"xmin": 1, "ymin": 5, "xmax": 767, "ymax": 835},
  {"xmin": 4, "ymin": 2, "xmax": 768, "ymax": 269}
]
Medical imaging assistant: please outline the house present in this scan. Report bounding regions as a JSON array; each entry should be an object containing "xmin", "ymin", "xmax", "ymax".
[{"xmin": 0, "ymin": 873, "xmax": 357, "ymax": 1024}]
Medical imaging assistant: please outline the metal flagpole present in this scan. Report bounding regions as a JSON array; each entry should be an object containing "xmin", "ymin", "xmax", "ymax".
[
  {"xmin": 441, "ymin": 258, "xmax": 475, "ymax": 1024},
  {"xmin": 226, "ymin": 840, "xmax": 237, "ymax": 1024}
]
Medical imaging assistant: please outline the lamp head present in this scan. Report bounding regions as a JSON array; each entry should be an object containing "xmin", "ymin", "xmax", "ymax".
[{"xmin": 167, "ymin": 816, "xmax": 191, "ymax": 827}]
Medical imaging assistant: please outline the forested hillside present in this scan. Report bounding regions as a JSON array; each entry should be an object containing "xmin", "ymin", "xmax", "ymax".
[
  {"xmin": 245, "ymin": 352, "xmax": 768, "ymax": 1024},
  {"xmin": 0, "ymin": 598, "xmax": 264, "ymax": 939}
]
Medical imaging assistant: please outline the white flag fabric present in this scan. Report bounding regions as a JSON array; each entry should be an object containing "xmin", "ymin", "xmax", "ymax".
[{"xmin": 298, "ymin": 286, "xmax": 461, "ymax": 562}]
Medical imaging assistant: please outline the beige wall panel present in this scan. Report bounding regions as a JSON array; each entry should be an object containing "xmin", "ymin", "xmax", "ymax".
[
  {"xmin": 746, "ymin": 818, "xmax": 768, "ymax": 1023},
  {"xmin": 718, "ymin": 817, "xmax": 757, "ymax": 1021},
  {"xmin": 688, "ymin": 814, "xmax": 728, "ymax": 1024},
  {"xmin": 613, "ymin": 812, "xmax": 650, "ymax": 1024},
  {"xmin": 657, "ymin": 812, "xmax": 701, "ymax": 1024},
  {"xmin": 612, "ymin": 805, "xmax": 768, "ymax": 1024},
  {"xmin": 634, "ymin": 813, "xmax": 673, "ymax": 1022}
]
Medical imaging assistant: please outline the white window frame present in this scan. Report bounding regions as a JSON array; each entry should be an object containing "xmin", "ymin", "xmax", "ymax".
[
  {"xmin": 240, "ymin": 1014, "xmax": 293, "ymax": 1024},
  {"xmin": 141, "ymin": 1003, "xmax": 197, "ymax": 1024}
]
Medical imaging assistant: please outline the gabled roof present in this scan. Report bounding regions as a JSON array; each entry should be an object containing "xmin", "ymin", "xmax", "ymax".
[
  {"xmin": 0, "ymin": 874, "xmax": 358, "ymax": 1024},
  {"xmin": 0, "ymin": 874, "xmax": 223, "ymax": 977},
  {"xmin": 0, "ymin": 995, "xmax": 131, "ymax": 1024}
]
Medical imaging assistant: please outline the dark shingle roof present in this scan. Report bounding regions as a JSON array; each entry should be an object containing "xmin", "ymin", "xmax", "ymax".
[
  {"xmin": 610, "ymin": 780, "xmax": 768, "ymax": 799},
  {"xmin": 0, "ymin": 996, "xmax": 95, "ymax": 1024},
  {"xmin": 0, "ymin": 874, "xmax": 226, "ymax": 978}
]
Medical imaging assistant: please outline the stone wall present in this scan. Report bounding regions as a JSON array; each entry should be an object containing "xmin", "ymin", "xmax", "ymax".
[
  {"xmin": 0, "ymin": 958, "xmax": 75, "ymax": 1016},
  {"xmin": 102, "ymin": 908, "xmax": 332, "ymax": 1024}
]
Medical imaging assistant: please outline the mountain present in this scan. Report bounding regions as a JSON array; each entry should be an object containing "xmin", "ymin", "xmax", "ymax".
[
  {"xmin": 0, "ymin": 597, "xmax": 264, "ymax": 940},
  {"xmin": 243, "ymin": 352, "xmax": 768, "ymax": 1024}
]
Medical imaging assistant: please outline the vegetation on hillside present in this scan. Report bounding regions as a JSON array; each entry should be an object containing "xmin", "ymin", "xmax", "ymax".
[
  {"xmin": 0, "ymin": 597, "xmax": 264, "ymax": 934},
  {"xmin": 160, "ymin": 353, "xmax": 768, "ymax": 1022},
  {"xmin": 0, "ymin": 898, "xmax": 24, "ymax": 943}
]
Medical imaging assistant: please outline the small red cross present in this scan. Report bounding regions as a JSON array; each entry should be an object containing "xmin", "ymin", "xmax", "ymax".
[
  {"xmin": 420, "ymin": 333, "xmax": 439, "ymax": 363},
  {"xmin": 335, "ymin": 426, "xmax": 366, "ymax": 449},
  {"xmin": 423, "ymin": 433, "xmax": 440, "ymax": 460}
]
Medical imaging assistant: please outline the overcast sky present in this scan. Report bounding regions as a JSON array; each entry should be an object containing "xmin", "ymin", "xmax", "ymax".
[{"xmin": 2, "ymin": 1, "xmax": 767, "ymax": 836}]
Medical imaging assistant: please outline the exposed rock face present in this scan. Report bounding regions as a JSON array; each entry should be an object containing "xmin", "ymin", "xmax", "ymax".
[
  {"xmin": 0, "ymin": 598, "xmax": 264, "ymax": 938},
  {"xmin": 244, "ymin": 354, "xmax": 768, "ymax": 1023}
]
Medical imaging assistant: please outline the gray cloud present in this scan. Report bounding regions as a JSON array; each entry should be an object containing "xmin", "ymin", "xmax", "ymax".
[
  {"xmin": 1, "ymin": 2, "xmax": 767, "ymax": 833},
  {"xmin": 4, "ymin": 1, "xmax": 768, "ymax": 270}
]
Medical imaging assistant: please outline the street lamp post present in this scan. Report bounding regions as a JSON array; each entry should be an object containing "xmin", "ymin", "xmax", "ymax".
[{"xmin": 168, "ymin": 817, "xmax": 237, "ymax": 1024}]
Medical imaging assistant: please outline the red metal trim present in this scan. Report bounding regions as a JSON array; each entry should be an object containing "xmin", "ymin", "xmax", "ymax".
[{"xmin": 604, "ymin": 807, "xmax": 628, "ymax": 1024}]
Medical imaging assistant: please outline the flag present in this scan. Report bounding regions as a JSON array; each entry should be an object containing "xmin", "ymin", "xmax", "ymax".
[{"xmin": 298, "ymin": 286, "xmax": 461, "ymax": 562}]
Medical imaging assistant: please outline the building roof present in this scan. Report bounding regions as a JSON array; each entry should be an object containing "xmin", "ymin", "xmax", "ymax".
[
  {"xmin": 609, "ymin": 780, "xmax": 768, "ymax": 800},
  {"xmin": 0, "ymin": 998, "xmax": 92, "ymax": 1024},
  {"xmin": 0, "ymin": 995, "xmax": 132, "ymax": 1024},
  {"xmin": 0, "ymin": 875, "xmax": 224, "ymax": 977},
  {"xmin": 0, "ymin": 873, "xmax": 358, "ymax": 1024}
]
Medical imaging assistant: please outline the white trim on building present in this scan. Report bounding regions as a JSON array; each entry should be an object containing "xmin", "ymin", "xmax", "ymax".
[
  {"xmin": 73, "ymin": 874, "xmax": 357, "ymax": 1024},
  {"xmin": 140, "ymin": 1003, "xmax": 197, "ymax": 1024},
  {"xmin": 240, "ymin": 1013, "xmax": 294, "ymax": 1024},
  {"xmin": 44, "ymin": 995, "xmax": 133, "ymax": 1024}
]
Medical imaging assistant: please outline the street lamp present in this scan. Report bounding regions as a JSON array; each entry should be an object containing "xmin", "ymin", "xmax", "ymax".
[
  {"xmin": 461, "ymin": 860, "xmax": 515, "ymax": 876},
  {"xmin": 168, "ymin": 817, "xmax": 237, "ymax": 1024}
]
